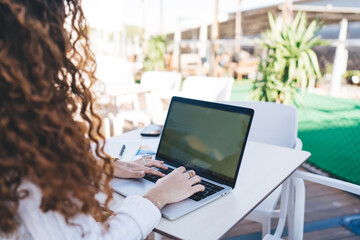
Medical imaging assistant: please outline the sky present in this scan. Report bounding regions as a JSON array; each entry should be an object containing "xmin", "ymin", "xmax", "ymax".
[
  {"xmin": 122, "ymin": 0, "xmax": 293, "ymax": 34},
  {"xmin": 83, "ymin": 0, "xmax": 298, "ymax": 34}
]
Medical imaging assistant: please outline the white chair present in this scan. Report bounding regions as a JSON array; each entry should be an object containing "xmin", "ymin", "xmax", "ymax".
[
  {"xmin": 140, "ymin": 71, "xmax": 182, "ymax": 95},
  {"xmin": 118, "ymin": 71, "xmax": 182, "ymax": 127},
  {"xmin": 286, "ymin": 170, "xmax": 360, "ymax": 240},
  {"xmin": 95, "ymin": 55, "xmax": 137, "ymax": 100},
  {"xmin": 221, "ymin": 101, "xmax": 302, "ymax": 238},
  {"xmin": 262, "ymin": 179, "xmax": 291, "ymax": 240},
  {"xmin": 181, "ymin": 76, "xmax": 234, "ymax": 101},
  {"xmin": 140, "ymin": 71, "xmax": 182, "ymax": 125},
  {"xmin": 263, "ymin": 235, "xmax": 283, "ymax": 240},
  {"xmin": 95, "ymin": 55, "xmax": 150, "ymax": 133}
]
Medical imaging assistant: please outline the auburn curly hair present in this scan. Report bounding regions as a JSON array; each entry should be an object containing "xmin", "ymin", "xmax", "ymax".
[{"xmin": 0, "ymin": 0, "xmax": 114, "ymax": 235}]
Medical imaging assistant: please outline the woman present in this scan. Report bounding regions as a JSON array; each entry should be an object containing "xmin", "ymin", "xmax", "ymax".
[{"xmin": 0, "ymin": 0, "xmax": 204, "ymax": 239}]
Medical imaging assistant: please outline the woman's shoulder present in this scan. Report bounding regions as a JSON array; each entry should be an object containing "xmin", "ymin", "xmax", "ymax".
[
  {"xmin": 14, "ymin": 180, "xmax": 97, "ymax": 239},
  {"xmin": 17, "ymin": 180, "xmax": 42, "ymax": 207},
  {"xmin": 0, "ymin": 220, "xmax": 34, "ymax": 240},
  {"xmin": 0, "ymin": 181, "xmax": 37, "ymax": 240}
]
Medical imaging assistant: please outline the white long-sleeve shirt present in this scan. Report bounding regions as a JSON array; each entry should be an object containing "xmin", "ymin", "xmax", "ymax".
[{"xmin": 2, "ymin": 182, "xmax": 161, "ymax": 240}]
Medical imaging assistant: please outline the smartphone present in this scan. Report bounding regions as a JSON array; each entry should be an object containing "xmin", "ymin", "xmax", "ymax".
[{"xmin": 140, "ymin": 124, "xmax": 163, "ymax": 137}]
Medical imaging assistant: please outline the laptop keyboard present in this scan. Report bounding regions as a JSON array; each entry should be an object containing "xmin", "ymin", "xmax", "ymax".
[
  {"xmin": 143, "ymin": 168, "xmax": 224, "ymax": 202},
  {"xmin": 190, "ymin": 180, "xmax": 224, "ymax": 201},
  {"xmin": 143, "ymin": 167, "xmax": 173, "ymax": 183}
]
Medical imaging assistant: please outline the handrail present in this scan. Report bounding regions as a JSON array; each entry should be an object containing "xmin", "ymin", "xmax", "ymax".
[{"xmin": 292, "ymin": 170, "xmax": 360, "ymax": 195}]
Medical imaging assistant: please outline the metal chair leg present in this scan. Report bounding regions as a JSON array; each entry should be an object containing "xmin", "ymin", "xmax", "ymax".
[
  {"xmin": 262, "ymin": 219, "xmax": 271, "ymax": 239},
  {"xmin": 291, "ymin": 177, "xmax": 305, "ymax": 240}
]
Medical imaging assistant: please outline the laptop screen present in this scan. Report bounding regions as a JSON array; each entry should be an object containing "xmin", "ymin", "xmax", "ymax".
[{"xmin": 156, "ymin": 97, "xmax": 253, "ymax": 188}]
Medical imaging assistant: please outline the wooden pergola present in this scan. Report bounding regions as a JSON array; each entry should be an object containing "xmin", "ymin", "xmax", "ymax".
[
  {"xmin": 168, "ymin": 3, "xmax": 360, "ymax": 40},
  {"xmin": 167, "ymin": 0, "xmax": 360, "ymax": 90}
]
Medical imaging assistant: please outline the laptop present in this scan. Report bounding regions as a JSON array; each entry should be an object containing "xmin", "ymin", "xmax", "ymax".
[{"xmin": 111, "ymin": 96, "xmax": 254, "ymax": 220}]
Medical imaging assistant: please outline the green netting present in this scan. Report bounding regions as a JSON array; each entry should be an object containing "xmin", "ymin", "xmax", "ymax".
[{"xmin": 231, "ymin": 82, "xmax": 360, "ymax": 185}]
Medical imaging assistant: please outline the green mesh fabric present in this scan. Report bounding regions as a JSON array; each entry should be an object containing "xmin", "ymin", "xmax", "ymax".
[
  {"xmin": 297, "ymin": 93, "xmax": 360, "ymax": 184},
  {"xmin": 231, "ymin": 82, "xmax": 360, "ymax": 184}
]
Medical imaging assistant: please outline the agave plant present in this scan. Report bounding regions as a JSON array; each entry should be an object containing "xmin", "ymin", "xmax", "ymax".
[{"xmin": 250, "ymin": 12, "xmax": 325, "ymax": 105}]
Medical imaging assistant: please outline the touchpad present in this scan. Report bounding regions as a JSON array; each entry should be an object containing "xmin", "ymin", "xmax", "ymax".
[{"xmin": 112, "ymin": 178, "xmax": 153, "ymax": 197}]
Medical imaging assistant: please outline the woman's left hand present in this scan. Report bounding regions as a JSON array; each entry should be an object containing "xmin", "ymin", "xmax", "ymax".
[{"xmin": 113, "ymin": 157, "xmax": 168, "ymax": 179}]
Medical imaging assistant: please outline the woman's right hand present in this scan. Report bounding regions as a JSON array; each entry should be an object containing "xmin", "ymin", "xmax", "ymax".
[{"xmin": 144, "ymin": 166, "xmax": 205, "ymax": 209}]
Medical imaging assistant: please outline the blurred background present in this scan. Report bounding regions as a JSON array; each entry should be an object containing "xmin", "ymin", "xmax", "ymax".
[{"xmin": 82, "ymin": 0, "xmax": 360, "ymax": 187}]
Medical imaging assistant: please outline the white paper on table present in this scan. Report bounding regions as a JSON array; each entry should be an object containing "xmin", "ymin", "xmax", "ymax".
[{"xmin": 104, "ymin": 139, "xmax": 160, "ymax": 162}]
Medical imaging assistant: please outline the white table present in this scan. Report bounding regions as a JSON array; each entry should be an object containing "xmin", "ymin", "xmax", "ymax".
[{"xmin": 106, "ymin": 129, "xmax": 311, "ymax": 240}]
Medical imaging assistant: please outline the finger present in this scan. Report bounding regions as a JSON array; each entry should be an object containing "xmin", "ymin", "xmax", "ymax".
[
  {"xmin": 134, "ymin": 170, "xmax": 145, "ymax": 178},
  {"xmin": 192, "ymin": 184, "xmax": 205, "ymax": 193},
  {"xmin": 146, "ymin": 160, "xmax": 167, "ymax": 169},
  {"xmin": 188, "ymin": 170, "xmax": 196, "ymax": 177},
  {"xmin": 175, "ymin": 166, "xmax": 186, "ymax": 173},
  {"xmin": 119, "ymin": 169, "xmax": 145, "ymax": 179},
  {"xmin": 184, "ymin": 171, "xmax": 192, "ymax": 179},
  {"xmin": 144, "ymin": 167, "xmax": 166, "ymax": 177},
  {"xmin": 140, "ymin": 157, "xmax": 153, "ymax": 162},
  {"xmin": 134, "ymin": 157, "xmax": 152, "ymax": 165},
  {"xmin": 190, "ymin": 176, "xmax": 201, "ymax": 185}
]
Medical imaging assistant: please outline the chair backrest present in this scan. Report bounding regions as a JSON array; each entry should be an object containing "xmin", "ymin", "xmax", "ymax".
[
  {"xmin": 221, "ymin": 101, "xmax": 298, "ymax": 149},
  {"xmin": 95, "ymin": 55, "xmax": 135, "ymax": 95},
  {"xmin": 182, "ymin": 76, "xmax": 234, "ymax": 101},
  {"xmin": 140, "ymin": 71, "xmax": 182, "ymax": 91},
  {"xmin": 180, "ymin": 53, "xmax": 202, "ymax": 69}
]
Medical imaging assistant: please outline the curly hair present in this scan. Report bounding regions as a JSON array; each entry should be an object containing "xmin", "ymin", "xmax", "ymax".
[{"xmin": 0, "ymin": 0, "xmax": 114, "ymax": 235}]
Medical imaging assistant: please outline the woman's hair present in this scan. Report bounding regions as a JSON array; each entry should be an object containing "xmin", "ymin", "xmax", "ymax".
[{"xmin": 0, "ymin": 0, "xmax": 114, "ymax": 235}]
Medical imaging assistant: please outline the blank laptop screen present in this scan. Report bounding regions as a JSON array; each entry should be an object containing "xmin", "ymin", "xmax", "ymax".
[{"xmin": 156, "ymin": 98, "xmax": 252, "ymax": 186}]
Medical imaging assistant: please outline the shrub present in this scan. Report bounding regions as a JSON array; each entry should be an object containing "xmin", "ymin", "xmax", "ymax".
[
  {"xmin": 144, "ymin": 35, "xmax": 166, "ymax": 71},
  {"xmin": 250, "ymin": 12, "xmax": 325, "ymax": 106}
]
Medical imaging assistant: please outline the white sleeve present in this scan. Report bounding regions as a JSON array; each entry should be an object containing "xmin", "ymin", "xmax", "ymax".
[
  {"xmin": 104, "ymin": 196, "xmax": 162, "ymax": 239},
  {"xmin": 17, "ymin": 182, "xmax": 161, "ymax": 240}
]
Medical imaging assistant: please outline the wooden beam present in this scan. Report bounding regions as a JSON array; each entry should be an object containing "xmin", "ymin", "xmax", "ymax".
[
  {"xmin": 281, "ymin": 4, "xmax": 360, "ymax": 14},
  {"xmin": 235, "ymin": 0, "xmax": 242, "ymax": 54},
  {"xmin": 168, "ymin": 3, "xmax": 360, "ymax": 40}
]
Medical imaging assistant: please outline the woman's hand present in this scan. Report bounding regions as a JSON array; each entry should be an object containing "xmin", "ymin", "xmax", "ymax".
[
  {"xmin": 144, "ymin": 166, "xmax": 205, "ymax": 209},
  {"xmin": 113, "ymin": 157, "xmax": 168, "ymax": 179},
  {"xmin": 133, "ymin": 156, "xmax": 167, "ymax": 171}
]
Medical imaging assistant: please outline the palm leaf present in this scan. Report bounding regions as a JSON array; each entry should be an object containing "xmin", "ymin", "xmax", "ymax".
[
  {"xmin": 291, "ymin": 11, "xmax": 303, "ymax": 32},
  {"xmin": 300, "ymin": 52, "xmax": 314, "ymax": 77},
  {"xmin": 300, "ymin": 35, "xmax": 322, "ymax": 51},
  {"xmin": 295, "ymin": 12, "xmax": 307, "ymax": 41},
  {"xmin": 307, "ymin": 49, "xmax": 322, "ymax": 78},
  {"xmin": 300, "ymin": 20, "xmax": 318, "ymax": 46},
  {"xmin": 288, "ymin": 58, "xmax": 297, "ymax": 83},
  {"xmin": 268, "ymin": 12, "xmax": 284, "ymax": 44}
]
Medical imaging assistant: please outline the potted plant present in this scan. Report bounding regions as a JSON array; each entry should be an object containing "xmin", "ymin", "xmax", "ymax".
[{"xmin": 250, "ymin": 12, "xmax": 325, "ymax": 106}]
